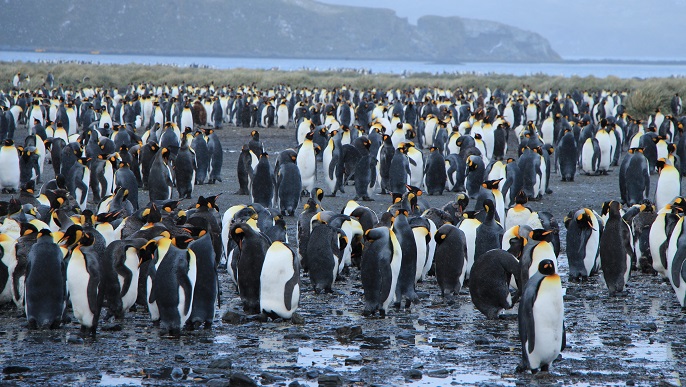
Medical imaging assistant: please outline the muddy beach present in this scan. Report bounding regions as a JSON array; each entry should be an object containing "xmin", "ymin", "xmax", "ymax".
[{"xmin": 1, "ymin": 123, "xmax": 685, "ymax": 387}]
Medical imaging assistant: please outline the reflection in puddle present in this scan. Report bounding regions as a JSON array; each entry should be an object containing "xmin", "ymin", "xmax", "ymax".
[
  {"xmin": 297, "ymin": 345, "xmax": 362, "ymax": 372},
  {"xmin": 626, "ymin": 339, "xmax": 674, "ymax": 369},
  {"xmin": 99, "ymin": 373, "xmax": 142, "ymax": 386}
]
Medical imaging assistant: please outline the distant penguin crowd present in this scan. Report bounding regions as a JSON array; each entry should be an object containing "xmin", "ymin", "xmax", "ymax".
[{"xmin": 1, "ymin": 76, "xmax": 686, "ymax": 373}]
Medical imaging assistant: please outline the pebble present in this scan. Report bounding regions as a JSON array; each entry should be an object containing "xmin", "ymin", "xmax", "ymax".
[
  {"xmin": 67, "ymin": 336, "xmax": 84, "ymax": 344},
  {"xmin": 318, "ymin": 373, "xmax": 344, "ymax": 386},
  {"xmin": 170, "ymin": 367, "xmax": 184, "ymax": 381},
  {"xmin": 260, "ymin": 371, "xmax": 286, "ymax": 384},
  {"xmin": 427, "ymin": 368, "xmax": 450, "ymax": 378},
  {"xmin": 291, "ymin": 313, "xmax": 305, "ymax": 325},
  {"xmin": 475, "ymin": 337, "xmax": 490, "ymax": 345},
  {"xmin": 405, "ymin": 369, "xmax": 422, "ymax": 380},
  {"xmin": 206, "ymin": 379, "xmax": 230, "ymax": 387},
  {"xmin": 344, "ymin": 355, "xmax": 364, "ymax": 365},
  {"xmin": 230, "ymin": 372, "xmax": 257, "ymax": 386},
  {"xmin": 640, "ymin": 322, "xmax": 658, "ymax": 332},
  {"xmin": 334, "ymin": 325, "xmax": 363, "ymax": 341},
  {"xmin": 208, "ymin": 357, "xmax": 232, "ymax": 370},
  {"xmin": 3, "ymin": 366, "xmax": 31, "ymax": 374},
  {"xmin": 222, "ymin": 310, "xmax": 247, "ymax": 324},
  {"xmin": 306, "ymin": 370, "xmax": 320, "ymax": 379}
]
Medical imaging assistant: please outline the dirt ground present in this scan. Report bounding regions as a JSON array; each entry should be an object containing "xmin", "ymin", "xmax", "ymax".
[{"xmin": 0, "ymin": 121, "xmax": 685, "ymax": 387}]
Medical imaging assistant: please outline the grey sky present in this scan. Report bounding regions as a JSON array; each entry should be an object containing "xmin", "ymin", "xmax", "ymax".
[{"xmin": 318, "ymin": 0, "xmax": 686, "ymax": 60}]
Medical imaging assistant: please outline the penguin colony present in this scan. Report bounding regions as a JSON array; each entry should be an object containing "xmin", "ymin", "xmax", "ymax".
[{"xmin": 0, "ymin": 80, "xmax": 685, "ymax": 374}]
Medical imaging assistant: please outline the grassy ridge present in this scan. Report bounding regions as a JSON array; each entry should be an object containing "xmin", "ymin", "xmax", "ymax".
[{"xmin": 2, "ymin": 62, "xmax": 685, "ymax": 119}]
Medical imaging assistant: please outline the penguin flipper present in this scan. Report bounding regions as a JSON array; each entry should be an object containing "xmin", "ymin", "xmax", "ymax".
[
  {"xmin": 179, "ymin": 264, "xmax": 193, "ymax": 315},
  {"xmin": 561, "ymin": 321, "xmax": 567, "ymax": 351},
  {"xmin": 147, "ymin": 265, "xmax": 158, "ymax": 304},
  {"xmin": 116, "ymin": 261, "xmax": 133, "ymax": 299},
  {"xmin": 328, "ymin": 153, "xmax": 339, "ymax": 180},
  {"xmin": 87, "ymin": 273, "xmax": 100, "ymax": 316}
]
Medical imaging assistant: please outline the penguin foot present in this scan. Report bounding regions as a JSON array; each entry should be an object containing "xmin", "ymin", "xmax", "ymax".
[
  {"xmin": 515, "ymin": 364, "xmax": 527, "ymax": 374},
  {"xmin": 362, "ymin": 196, "xmax": 374, "ymax": 201},
  {"xmin": 546, "ymin": 189, "xmax": 553, "ymax": 194}
]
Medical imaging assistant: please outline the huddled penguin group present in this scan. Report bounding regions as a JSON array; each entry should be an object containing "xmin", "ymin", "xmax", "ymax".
[{"xmin": 1, "ymin": 79, "xmax": 686, "ymax": 376}]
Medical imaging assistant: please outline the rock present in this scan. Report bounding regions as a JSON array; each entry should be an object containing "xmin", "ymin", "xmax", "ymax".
[
  {"xmin": 334, "ymin": 325, "xmax": 362, "ymax": 342},
  {"xmin": 222, "ymin": 310, "xmax": 247, "ymax": 324},
  {"xmin": 626, "ymin": 381, "xmax": 635, "ymax": 386},
  {"xmin": 206, "ymin": 379, "xmax": 230, "ymax": 387},
  {"xmin": 306, "ymin": 369, "xmax": 320, "ymax": 379},
  {"xmin": 427, "ymin": 368, "xmax": 450, "ymax": 378},
  {"xmin": 475, "ymin": 337, "xmax": 490, "ymax": 345},
  {"xmin": 102, "ymin": 323, "xmax": 123, "ymax": 332},
  {"xmin": 170, "ymin": 367, "xmax": 184, "ymax": 381},
  {"xmin": 344, "ymin": 356, "xmax": 364, "ymax": 365},
  {"xmin": 67, "ymin": 336, "xmax": 84, "ymax": 344},
  {"xmin": 288, "ymin": 382, "xmax": 302, "ymax": 387},
  {"xmin": 230, "ymin": 372, "xmax": 257, "ymax": 386},
  {"xmin": 405, "ymin": 369, "xmax": 422, "ymax": 380},
  {"xmin": 318, "ymin": 373, "xmax": 344, "ymax": 386},
  {"xmin": 260, "ymin": 372, "xmax": 286, "ymax": 384},
  {"xmin": 175, "ymin": 354, "xmax": 185, "ymax": 361},
  {"xmin": 284, "ymin": 333, "xmax": 310, "ymax": 340},
  {"xmin": 291, "ymin": 313, "xmax": 305, "ymax": 325},
  {"xmin": 640, "ymin": 322, "xmax": 658, "ymax": 332},
  {"xmin": 208, "ymin": 357, "xmax": 232, "ymax": 370},
  {"xmin": 3, "ymin": 366, "xmax": 31, "ymax": 374}
]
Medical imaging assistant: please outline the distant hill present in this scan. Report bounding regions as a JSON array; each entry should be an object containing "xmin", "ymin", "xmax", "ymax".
[{"xmin": 0, "ymin": 0, "xmax": 560, "ymax": 63}]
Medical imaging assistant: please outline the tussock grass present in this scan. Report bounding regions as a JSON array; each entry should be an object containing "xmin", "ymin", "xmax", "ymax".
[{"xmin": 2, "ymin": 61, "xmax": 685, "ymax": 119}]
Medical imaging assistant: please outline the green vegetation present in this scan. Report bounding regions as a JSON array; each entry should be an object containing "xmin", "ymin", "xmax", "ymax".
[{"xmin": 2, "ymin": 61, "xmax": 685, "ymax": 119}]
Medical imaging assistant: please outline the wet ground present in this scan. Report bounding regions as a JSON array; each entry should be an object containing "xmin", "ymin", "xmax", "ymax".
[{"xmin": 1, "ymin": 123, "xmax": 685, "ymax": 386}]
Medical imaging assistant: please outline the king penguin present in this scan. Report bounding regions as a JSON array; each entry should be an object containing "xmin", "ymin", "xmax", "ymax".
[
  {"xmin": 25, "ymin": 229, "xmax": 67, "ymax": 329},
  {"xmin": 260, "ymin": 241, "xmax": 300, "ymax": 319},
  {"xmin": 564, "ymin": 208, "xmax": 602, "ymax": 281},
  {"xmin": 469, "ymin": 249, "xmax": 521, "ymax": 319},
  {"xmin": 433, "ymin": 224, "xmax": 467, "ymax": 304},
  {"xmin": 655, "ymin": 158, "xmax": 681, "ymax": 210},
  {"xmin": 66, "ymin": 232, "xmax": 103, "ymax": 336},
  {"xmin": 599, "ymin": 201, "xmax": 633, "ymax": 295},
  {"xmin": 517, "ymin": 259, "xmax": 565, "ymax": 374},
  {"xmin": 360, "ymin": 226, "xmax": 402, "ymax": 317}
]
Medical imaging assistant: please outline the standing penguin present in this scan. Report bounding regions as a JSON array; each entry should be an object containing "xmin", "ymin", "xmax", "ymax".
[
  {"xmin": 251, "ymin": 152, "xmax": 274, "ymax": 209},
  {"xmin": 424, "ymin": 146, "xmax": 447, "ymax": 196},
  {"xmin": 0, "ymin": 140, "xmax": 20, "ymax": 193},
  {"xmin": 67, "ymin": 157, "xmax": 91, "ymax": 211},
  {"xmin": 599, "ymin": 201, "xmax": 633, "ymax": 295},
  {"xmin": 191, "ymin": 130, "xmax": 210, "ymax": 185},
  {"xmin": 175, "ymin": 135, "xmax": 197, "ymax": 199},
  {"xmin": 360, "ymin": 226, "xmax": 402, "ymax": 317},
  {"xmin": 517, "ymin": 259, "xmax": 565, "ymax": 374},
  {"xmin": 25, "ymin": 229, "xmax": 66, "ymax": 329},
  {"xmin": 205, "ymin": 128, "xmax": 223, "ymax": 184},
  {"xmin": 580, "ymin": 137, "xmax": 601, "ymax": 175},
  {"xmin": 619, "ymin": 148, "xmax": 651, "ymax": 206},
  {"xmin": 565, "ymin": 208, "xmax": 602, "ymax": 281},
  {"xmin": 297, "ymin": 131, "xmax": 318, "ymax": 196},
  {"xmin": 557, "ymin": 129, "xmax": 577, "ymax": 182},
  {"xmin": 148, "ymin": 147, "xmax": 173, "ymax": 202},
  {"xmin": 260, "ymin": 241, "xmax": 300, "ymax": 319},
  {"xmin": 66, "ymin": 232, "xmax": 103, "ymax": 336},
  {"xmin": 655, "ymin": 158, "xmax": 681, "ymax": 210},
  {"xmin": 474, "ymin": 199, "xmax": 504, "ymax": 261},
  {"xmin": 231, "ymin": 223, "xmax": 270, "ymax": 314},
  {"xmin": 392, "ymin": 208, "xmax": 419, "ymax": 309},
  {"xmin": 307, "ymin": 222, "xmax": 347, "ymax": 293},
  {"xmin": 388, "ymin": 143, "xmax": 411, "ymax": 195},
  {"xmin": 650, "ymin": 198, "xmax": 685, "ymax": 278},
  {"xmin": 470, "ymin": 249, "xmax": 521, "ymax": 319},
  {"xmin": 433, "ymin": 224, "xmax": 467, "ymax": 303},
  {"xmin": 147, "ymin": 236, "xmax": 197, "ymax": 336},
  {"xmin": 187, "ymin": 229, "xmax": 218, "ymax": 329},
  {"xmin": 277, "ymin": 152, "xmax": 302, "ymax": 216}
]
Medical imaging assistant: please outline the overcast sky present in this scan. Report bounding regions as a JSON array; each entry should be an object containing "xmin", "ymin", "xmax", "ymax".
[{"xmin": 318, "ymin": 0, "xmax": 686, "ymax": 60}]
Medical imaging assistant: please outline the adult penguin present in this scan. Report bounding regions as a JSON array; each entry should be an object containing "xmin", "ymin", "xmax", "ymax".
[
  {"xmin": 474, "ymin": 199, "xmax": 504, "ymax": 261},
  {"xmin": 175, "ymin": 135, "xmax": 197, "ymax": 199},
  {"xmin": 517, "ymin": 147, "xmax": 542, "ymax": 201},
  {"xmin": 296, "ymin": 198, "xmax": 321, "ymax": 271},
  {"xmin": 424, "ymin": 146, "xmax": 447, "ymax": 196},
  {"xmin": 619, "ymin": 148, "xmax": 650, "ymax": 206},
  {"xmin": 580, "ymin": 137, "xmax": 601, "ymax": 175},
  {"xmin": 191, "ymin": 130, "xmax": 210, "ymax": 185},
  {"xmin": 377, "ymin": 134, "xmax": 395, "ymax": 194},
  {"xmin": 433, "ymin": 224, "xmax": 467, "ymax": 304},
  {"xmin": 392, "ymin": 208, "xmax": 419, "ymax": 309},
  {"xmin": 650, "ymin": 198, "xmax": 685, "ymax": 278},
  {"xmin": 388, "ymin": 143, "xmax": 411, "ymax": 195},
  {"xmin": 147, "ymin": 236, "xmax": 197, "ymax": 336},
  {"xmin": 557, "ymin": 128, "xmax": 577, "ymax": 182},
  {"xmin": 668, "ymin": 214, "xmax": 686, "ymax": 307},
  {"xmin": 231, "ymin": 222, "xmax": 270, "ymax": 313},
  {"xmin": 260, "ymin": 241, "xmax": 300, "ymax": 319},
  {"xmin": 276, "ymin": 151, "xmax": 302, "ymax": 216},
  {"xmin": 361, "ymin": 225, "xmax": 402, "ymax": 317},
  {"xmin": 100, "ymin": 238, "xmax": 152, "ymax": 319},
  {"xmin": 458, "ymin": 210, "xmax": 481, "ymax": 280},
  {"xmin": 297, "ymin": 131, "xmax": 318, "ymax": 196},
  {"xmin": 251, "ymin": 152, "xmax": 274, "ymax": 209},
  {"xmin": 307, "ymin": 221, "xmax": 347, "ymax": 293},
  {"xmin": 351, "ymin": 137, "xmax": 375, "ymax": 201},
  {"xmin": 404, "ymin": 142, "xmax": 424, "ymax": 188},
  {"xmin": 66, "ymin": 157, "xmax": 91, "ymax": 211},
  {"xmin": 24, "ymin": 229, "xmax": 66, "ymax": 329},
  {"xmin": 465, "ymin": 155, "xmax": 486, "ymax": 199},
  {"xmin": 599, "ymin": 201, "xmax": 633, "ymax": 295},
  {"xmin": 148, "ymin": 147, "xmax": 173, "ymax": 203},
  {"xmin": 445, "ymin": 153, "xmax": 467, "ymax": 193},
  {"xmin": 187, "ymin": 227, "xmax": 218, "ymax": 329},
  {"xmin": 114, "ymin": 161, "xmax": 139, "ymax": 210},
  {"xmin": 655, "ymin": 158, "xmax": 681, "ymax": 210},
  {"xmin": 565, "ymin": 208, "xmax": 601, "ymax": 282},
  {"xmin": 0, "ymin": 139, "xmax": 20, "ymax": 193},
  {"xmin": 66, "ymin": 232, "xmax": 103, "ymax": 336},
  {"xmin": 469, "ymin": 249, "xmax": 521, "ymax": 319},
  {"xmin": 139, "ymin": 142, "xmax": 159, "ymax": 190},
  {"xmin": 517, "ymin": 259, "xmax": 565, "ymax": 374},
  {"xmin": 505, "ymin": 191, "xmax": 533, "ymax": 231},
  {"xmin": 0, "ymin": 233, "xmax": 17, "ymax": 305},
  {"xmin": 205, "ymin": 128, "xmax": 223, "ymax": 184}
]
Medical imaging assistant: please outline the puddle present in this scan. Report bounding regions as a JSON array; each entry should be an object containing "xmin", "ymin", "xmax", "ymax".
[
  {"xmin": 100, "ymin": 373, "xmax": 142, "ymax": 386},
  {"xmin": 406, "ymin": 369, "xmax": 514, "ymax": 386},
  {"xmin": 625, "ymin": 339, "xmax": 674, "ymax": 369},
  {"xmin": 297, "ymin": 345, "xmax": 362, "ymax": 372},
  {"xmin": 213, "ymin": 334, "xmax": 235, "ymax": 344}
]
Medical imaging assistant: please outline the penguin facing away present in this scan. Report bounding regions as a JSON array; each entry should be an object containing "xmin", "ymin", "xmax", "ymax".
[
  {"xmin": 599, "ymin": 201, "xmax": 633, "ymax": 295},
  {"xmin": 360, "ymin": 226, "xmax": 402, "ymax": 317},
  {"xmin": 25, "ymin": 229, "xmax": 67, "ymax": 330},
  {"xmin": 433, "ymin": 224, "xmax": 467, "ymax": 304},
  {"xmin": 470, "ymin": 249, "xmax": 521, "ymax": 319}
]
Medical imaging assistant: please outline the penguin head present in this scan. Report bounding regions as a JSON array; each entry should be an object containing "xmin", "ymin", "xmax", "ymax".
[
  {"xmin": 394, "ymin": 208, "xmax": 409, "ymax": 218},
  {"xmin": 482, "ymin": 179, "xmax": 502, "ymax": 191},
  {"xmin": 482, "ymin": 199, "xmax": 495, "ymax": 215},
  {"xmin": 454, "ymin": 193, "xmax": 469, "ymax": 212},
  {"xmin": 538, "ymin": 259, "xmax": 556, "ymax": 276},
  {"xmin": 575, "ymin": 209, "xmax": 595, "ymax": 230},
  {"xmin": 656, "ymin": 158, "xmax": 667, "ymax": 173},
  {"xmin": 37, "ymin": 228, "xmax": 52, "ymax": 240},
  {"xmin": 3, "ymin": 139, "xmax": 14, "ymax": 147},
  {"xmin": 171, "ymin": 235, "xmax": 194, "ymax": 249},
  {"xmin": 529, "ymin": 228, "xmax": 553, "ymax": 242},
  {"xmin": 59, "ymin": 224, "xmax": 84, "ymax": 247},
  {"xmin": 514, "ymin": 190, "xmax": 528, "ymax": 205},
  {"xmin": 313, "ymin": 188, "xmax": 325, "ymax": 203},
  {"xmin": 671, "ymin": 197, "xmax": 686, "ymax": 213},
  {"xmin": 79, "ymin": 231, "xmax": 95, "ymax": 247}
]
